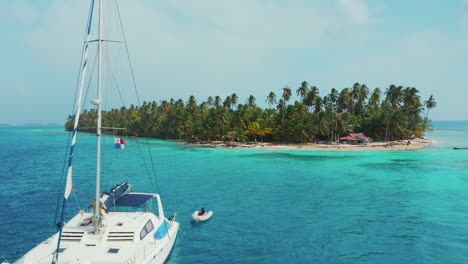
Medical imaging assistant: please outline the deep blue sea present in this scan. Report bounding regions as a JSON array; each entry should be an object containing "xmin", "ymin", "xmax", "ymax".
[{"xmin": 1, "ymin": 121, "xmax": 468, "ymax": 263}]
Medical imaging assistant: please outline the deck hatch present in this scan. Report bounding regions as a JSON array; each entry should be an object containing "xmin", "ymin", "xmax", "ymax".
[
  {"xmin": 108, "ymin": 248, "xmax": 120, "ymax": 254},
  {"xmin": 61, "ymin": 231, "xmax": 84, "ymax": 241}
]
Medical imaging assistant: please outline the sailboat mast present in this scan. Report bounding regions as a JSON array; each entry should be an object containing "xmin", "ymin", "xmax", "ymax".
[{"xmin": 94, "ymin": 0, "xmax": 103, "ymax": 233}]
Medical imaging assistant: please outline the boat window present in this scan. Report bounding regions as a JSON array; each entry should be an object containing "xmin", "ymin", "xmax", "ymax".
[
  {"xmin": 140, "ymin": 228, "xmax": 148, "ymax": 240},
  {"xmin": 140, "ymin": 220, "xmax": 154, "ymax": 240},
  {"xmin": 145, "ymin": 220, "xmax": 154, "ymax": 233},
  {"xmin": 59, "ymin": 248, "xmax": 66, "ymax": 253}
]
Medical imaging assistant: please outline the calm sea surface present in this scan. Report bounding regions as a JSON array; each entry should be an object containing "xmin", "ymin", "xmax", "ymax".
[{"xmin": 1, "ymin": 121, "xmax": 468, "ymax": 263}]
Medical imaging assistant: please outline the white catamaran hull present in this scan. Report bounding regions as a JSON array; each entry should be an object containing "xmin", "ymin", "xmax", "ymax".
[{"xmin": 14, "ymin": 212, "xmax": 179, "ymax": 264}]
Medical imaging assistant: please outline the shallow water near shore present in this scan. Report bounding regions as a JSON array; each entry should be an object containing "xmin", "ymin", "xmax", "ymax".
[{"xmin": 1, "ymin": 121, "xmax": 468, "ymax": 263}]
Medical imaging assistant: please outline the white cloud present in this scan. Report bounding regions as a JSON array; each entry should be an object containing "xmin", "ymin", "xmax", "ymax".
[
  {"xmin": 21, "ymin": 0, "xmax": 375, "ymax": 68},
  {"xmin": 15, "ymin": 0, "xmax": 375, "ymax": 102},
  {"xmin": 337, "ymin": 0, "xmax": 370, "ymax": 26},
  {"xmin": 24, "ymin": 0, "xmax": 468, "ymax": 124},
  {"xmin": 2, "ymin": 0, "xmax": 464, "ymax": 122}
]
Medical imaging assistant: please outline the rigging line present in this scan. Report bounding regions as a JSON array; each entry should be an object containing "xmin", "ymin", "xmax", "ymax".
[
  {"xmin": 146, "ymin": 140, "xmax": 161, "ymax": 193},
  {"xmin": 114, "ymin": 0, "xmax": 141, "ymax": 105},
  {"xmin": 112, "ymin": 75, "xmax": 126, "ymax": 107},
  {"xmin": 72, "ymin": 190, "xmax": 82, "ymax": 212},
  {"xmin": 114, "ymin": 0, "xmax": 160, "ymax": 194},
  {"xmin": 82, "ymin": 51, "xmax": 99, "ymax": 118},
  {"xmin": 136, "ymin": 136, "xmax": 159, "ymax": 192},
  {"xmin": 135, "ymin": 137, "xmax": 160, "ymax": 193},
  {"xmin": 73, "ymin": 187, "xmax": 93, "ymax": 204},
  {"xmin": 52, "ymin": 0, "xmax": 94, "ymax": 229}
]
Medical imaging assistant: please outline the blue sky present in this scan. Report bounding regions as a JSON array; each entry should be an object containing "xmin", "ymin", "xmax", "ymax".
[{"xmin": 0, "ymin": 0, "xmax": 467, "ymax": 124}]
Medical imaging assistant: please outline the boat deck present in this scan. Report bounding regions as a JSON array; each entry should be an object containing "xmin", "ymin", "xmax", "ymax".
[{"xmin": 15, "ymin": 211, "xmax": 179, "ymax": 264}]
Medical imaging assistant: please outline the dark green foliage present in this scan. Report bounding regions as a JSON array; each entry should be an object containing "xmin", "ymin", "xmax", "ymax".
[{"xmin": 66, "ymin": 82, "xmax": 435, "ymax": 143}]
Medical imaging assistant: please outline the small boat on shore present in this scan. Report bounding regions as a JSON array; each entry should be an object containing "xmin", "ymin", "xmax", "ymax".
[{"xmin": 454, "ymin": 147, "xmax": 468, "ymax": 150}]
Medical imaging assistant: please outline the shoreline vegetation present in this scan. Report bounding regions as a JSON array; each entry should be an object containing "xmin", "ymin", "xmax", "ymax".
[{"xmin": 66, "ymin": 82, "xmax": 437, "ymax": 151}]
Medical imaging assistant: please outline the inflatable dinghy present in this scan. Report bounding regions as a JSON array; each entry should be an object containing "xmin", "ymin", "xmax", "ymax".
[{"xmin": 192, "ymin": 210, "xmax": 213, "ymax": 222}]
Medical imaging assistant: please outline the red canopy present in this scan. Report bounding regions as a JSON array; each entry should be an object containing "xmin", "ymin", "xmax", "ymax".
[{"xmin": 341, "ymin": 133, "xmax": 367, "ymax": 140}]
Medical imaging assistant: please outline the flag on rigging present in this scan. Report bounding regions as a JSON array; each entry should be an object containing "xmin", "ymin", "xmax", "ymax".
[{"xmin": 114, "ymin": 138, "xmax": 125, "ymax": 149}]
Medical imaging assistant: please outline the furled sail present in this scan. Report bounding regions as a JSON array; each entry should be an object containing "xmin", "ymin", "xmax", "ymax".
[{"xmin": 54, "ymin": 0, "xmax": 96, "ymax": 262}]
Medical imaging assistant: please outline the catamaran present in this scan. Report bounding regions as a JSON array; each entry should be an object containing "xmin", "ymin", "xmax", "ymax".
[{"xmin": 11, "ymin": 0, "xmax": 179, "ymax": 263}]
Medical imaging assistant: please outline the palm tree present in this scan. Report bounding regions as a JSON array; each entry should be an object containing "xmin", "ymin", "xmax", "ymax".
[
  {"xmin": 304, "ymin": 86, "xmax": 319, "ymax": 112},
  {"xmin": 207, "ymin": 96, "xmax": 215, "ymax": 108},
  {"xmin": 369, "ymin": 88, "xmax": 381, "ymax": 106},
  {"xmin": 333, "ymin": 112, "xmax": 352, "ymax": 139},
  {"xmin": 214, "ymin": 96, "xmax": 222, "ymax": 109},
  {"xmin": 187, "ymin": 95, "xmax": 197, "ymax": 113},
  {"xmin": 265, "ymin": 91, "xmax": 277, "ymax": 109},
  {"xmin": 351, "ymin": 83, "xmax": 361, "ymax": 101},
  {"xmin": 244, "ymin": 122, "xmax": 273, "ymax": 143},
  {"xmin": 337, "ymin": 88, "xmax": 351, "ymax": 112},
  {"xmin": 246, "ymin": 95, "xmax": 256, "ymax": 108},
  {"xmin": 296, "ymin": 81, "xmax": 309, "ymax": 101},
  {"xmin": 384, "ymin": 85, "xmax": 403, "ymax": 141},
  {"xmin": 282, "ymin": 86, "xmax": 292, "ymax": 103},
  {"xmin": 223, "ymin": 96, "xmax": 232, "ymax": 109},
  {"xmin": 424, "ymin": 95, "xmax": 437, "ymax": 120},
  {"xmin": 231, "ymin": 93, "xmax": 239, "ymax": 109},
  {"xmin": 356, "ymin": 84, "xmax": 369, "ymax": 116},
  {"xmin": 385, "ymin": 85, "xmax": 403, "ymax": 109},
  {"xmin": 402, "ymin": 87, "xmax": 420, "ymax": 109},
  {"xmin": 314, "ymin": 96, "xmax": 322, "ymax": 114},
  {"xmin": 199, "ymin": 102, "xmax": 208, "ymax": 114},
  {"xmin": 277, "ymin": 99, "xmax": 286, "ymax": 122},
  {"xmin": 329, "ymin": 88, "xmax": 338, "ymax": 103},
  {"xmin": 350, "ymin": 83, "xmax": 361, "ymax": 114}
]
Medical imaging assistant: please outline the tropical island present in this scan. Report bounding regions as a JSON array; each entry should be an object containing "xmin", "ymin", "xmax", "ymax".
[{"xmin": 66, "ymin": 82, "xmax": 436, "ymax": 151}]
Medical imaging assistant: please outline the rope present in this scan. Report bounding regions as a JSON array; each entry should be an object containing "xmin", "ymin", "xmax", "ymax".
[
  {"xmin": 72, "ymin": 190, "xmax": 82, "ymax": 212},
  {"xmin": 73, "ymin": 188, "xmax": 93, "ymax": 204},
  {"xmin": 114, "ymin": 0, "xmax": 142, "ymax": 105},
  {"xmin": 134, "ymin": 137, "xmax": 160, "ymax": 193},
  {"xmin": 146, "ymin": 141, "xmax": 161, "ymax": 193},
  {"xmin": 112, "ymin": 75, "xmax": 126, "ymax": 106}
]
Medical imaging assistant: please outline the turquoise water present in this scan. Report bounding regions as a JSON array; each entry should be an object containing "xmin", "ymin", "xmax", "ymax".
[{"xmin": 1, "ymin": 121, "xmax": 468, "ymax": 263}]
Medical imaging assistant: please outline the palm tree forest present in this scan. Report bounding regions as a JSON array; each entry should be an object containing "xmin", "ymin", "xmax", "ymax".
[{"xmin": 66, "ymin": 82, "xmax": 437, "ymax": 144}]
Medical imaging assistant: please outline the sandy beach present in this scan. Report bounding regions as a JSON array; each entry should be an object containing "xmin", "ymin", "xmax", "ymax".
[{"xmin": 198, "ymin": 138, "xmax": 431, "ymax": 151}]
